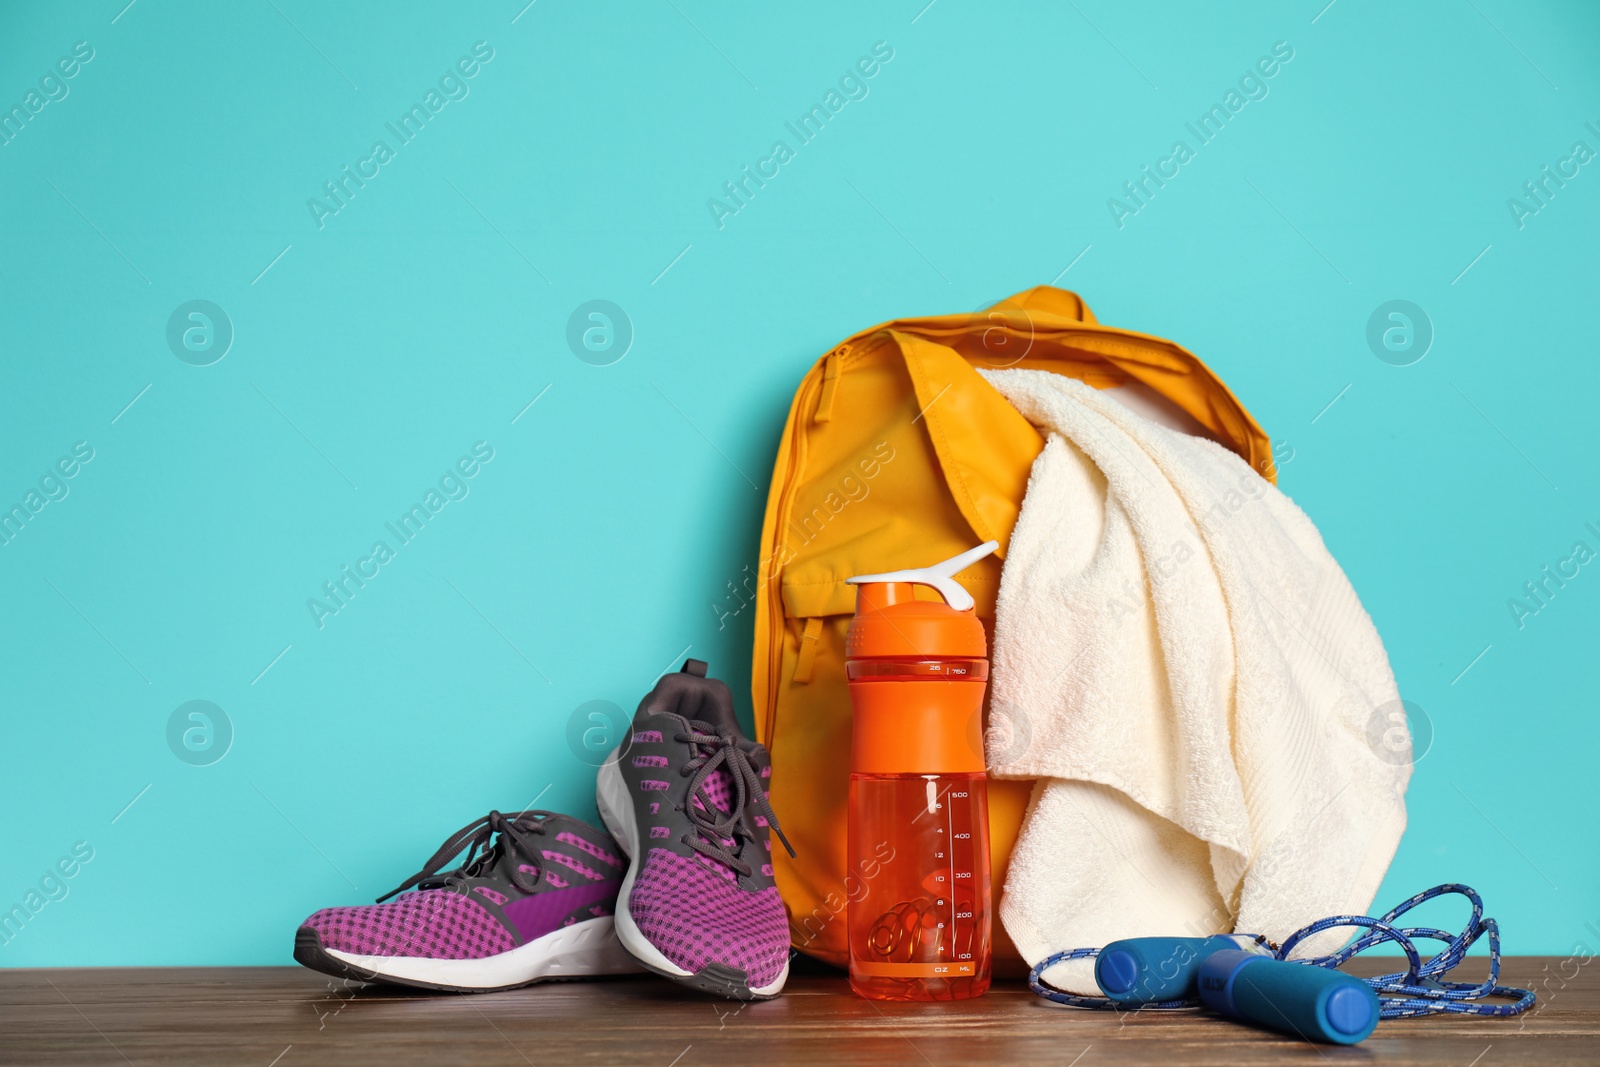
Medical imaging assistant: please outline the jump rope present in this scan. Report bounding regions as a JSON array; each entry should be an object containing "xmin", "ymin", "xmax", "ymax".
[{"xmin": 1027, "ymin": 883, "xmax": 1535, "ymax": 1019}]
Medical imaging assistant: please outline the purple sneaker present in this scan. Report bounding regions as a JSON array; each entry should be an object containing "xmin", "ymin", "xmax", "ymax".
[
  {"xmin": 596, "ymin": 660, "xmax": 795, "ymax": 999},
  {"xmin": 293, "ymin": 810, "xmax": 642, "ymax": 992}
]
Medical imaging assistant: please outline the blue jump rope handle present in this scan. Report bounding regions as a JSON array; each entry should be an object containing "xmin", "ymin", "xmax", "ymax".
[
  {"xmin": 1198, "ymin": 950, "xmax": 1380, "ymax": 1045},
  {"xmin": 1094, "ymin": 935, "xmax": 1257, "ymax": 1005},
  {"xmin": 1046, "ymin": 886, "xmax": 1532, "ymax": 1028}
]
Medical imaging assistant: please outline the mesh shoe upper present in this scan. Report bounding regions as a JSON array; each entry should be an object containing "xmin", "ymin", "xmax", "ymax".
[
  {"xmin": 629, "ymin": 845, "xmax": 788, "ymax": 984},
  {"xmin": 617, "ymin": 662, "xmax": 794, "ymax": 987},
  {"xmin": 305, "ymin": 890, "xmax": 515, "ymax": 959},
  {"xmin": 301, "ymin": 811, "xmax": 624, "ymax": 960}
]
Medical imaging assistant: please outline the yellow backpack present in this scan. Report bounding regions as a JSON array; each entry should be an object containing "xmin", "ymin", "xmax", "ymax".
[{"xmin": 751, "ymin": 286, "xmax": 1275, "ymax": 969}]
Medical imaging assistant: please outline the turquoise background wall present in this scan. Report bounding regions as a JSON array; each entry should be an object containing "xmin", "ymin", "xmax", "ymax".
[{"xmin": 2, "ymin": 0, "xmax": 1597, "ymax": 968}]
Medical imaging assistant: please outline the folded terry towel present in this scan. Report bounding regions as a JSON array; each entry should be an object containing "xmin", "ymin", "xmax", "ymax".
[{"xmin": 979, "ymin": 369, "xmax": 1410, "ymax": 992}]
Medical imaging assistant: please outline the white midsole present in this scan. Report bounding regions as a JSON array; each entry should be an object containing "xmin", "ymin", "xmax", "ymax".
[
  {"xmin": 325, "ymin": 914, "xmax": 641, "ymax": 989},
  {"xmin": 596, "ymin": 750, "xmax": 788, "ymax": 996},
  {"xmin": 596, "ymin": 754, "xmax": 692, "ymax": 978}
]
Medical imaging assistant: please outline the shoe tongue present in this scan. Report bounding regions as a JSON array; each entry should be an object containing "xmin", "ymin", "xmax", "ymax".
[
  {"xmin": 640, "ymin": 662, "xmax": 744, "ymax": 740},
  {"xmin": 478, "ymin": 841, "xmax": 526, "ymax": 883},
  {"xmin": 690, "ymin": 767, "xmax": 737, "ymax": 815},
  {"xmin": 639, "ymin": 664, "xmax": 756, "ymax": 824},
  {"xmin": 480, "ymin": 813, "xmax": 560, "ymax": 882}
]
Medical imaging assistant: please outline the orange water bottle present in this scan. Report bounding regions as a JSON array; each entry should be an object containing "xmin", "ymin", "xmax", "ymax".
[{"xmin": 845, "ymin": 541, "xmax": 998, "ymax": 1002}]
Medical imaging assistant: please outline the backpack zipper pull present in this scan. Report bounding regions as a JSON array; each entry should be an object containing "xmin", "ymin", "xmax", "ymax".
[
  {"xmin": 793, "ymin": 617, "xmax": 823, "ymax": 683},
  {"xmin": 813, "ymin": 346, "xmax": 848, "ymax": 423}
]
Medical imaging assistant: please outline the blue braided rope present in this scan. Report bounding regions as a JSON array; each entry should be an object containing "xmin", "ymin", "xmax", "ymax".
[{"xmin": 1027, "ymin": 883, "xmax": 1536, "ymax": 1019}]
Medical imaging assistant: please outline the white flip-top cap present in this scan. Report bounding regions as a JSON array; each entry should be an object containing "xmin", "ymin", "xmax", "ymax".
[{"xmin": 845, "ymin": 540, "xmax": 1000, "ymax": 612}]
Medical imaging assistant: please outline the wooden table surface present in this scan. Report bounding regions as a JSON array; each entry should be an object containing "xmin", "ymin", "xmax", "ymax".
[{"xmin": 3, "ymin": 957, "xmax": 1596, "ymax": 1066}]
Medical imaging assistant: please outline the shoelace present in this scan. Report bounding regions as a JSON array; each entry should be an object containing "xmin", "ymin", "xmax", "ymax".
[
  {"xmin": 1028, "ymin": 883, "xmax": 1535, "ymax": 1019},
  {"xmin": 676, "ymin": 723, "xmax": 795, "ymax": 877},
  {"xmin": 376, "ymin": 810, "xmax": 550, "ymax": 902}
]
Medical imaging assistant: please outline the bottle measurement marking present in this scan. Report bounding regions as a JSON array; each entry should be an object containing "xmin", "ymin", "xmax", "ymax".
[
  {"xmin": 947, "ymin": 782, "xmax": 956, "ymax": 950},
  {"xmin": 927, "ymin": 781, "xmax": 974, "ymax": 959}
]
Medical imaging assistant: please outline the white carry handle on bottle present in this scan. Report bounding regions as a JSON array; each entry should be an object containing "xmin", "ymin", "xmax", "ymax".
[{"xmin": 845, "ymin": 541, "xmax": 999, "ymax": 612}]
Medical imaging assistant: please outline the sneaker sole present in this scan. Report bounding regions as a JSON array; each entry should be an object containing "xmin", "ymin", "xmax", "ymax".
[
  {"xmin": 293, "ymin": 914, "xmax": 641, "ymax": 993},
  {"xmin": 596, "ymin": 754, "xmax": 788, "ymax": 1000}
]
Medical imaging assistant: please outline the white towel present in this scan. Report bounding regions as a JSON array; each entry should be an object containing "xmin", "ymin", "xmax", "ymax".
[{"xmin": 979, "ymin": 369, "xmax": 1410, "ymax": 992}]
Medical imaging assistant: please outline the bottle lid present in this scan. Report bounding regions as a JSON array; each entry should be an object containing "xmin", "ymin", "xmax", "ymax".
[{"xmin": 845, "ymin": 542, "xmax": 997, "ymax": 658}]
